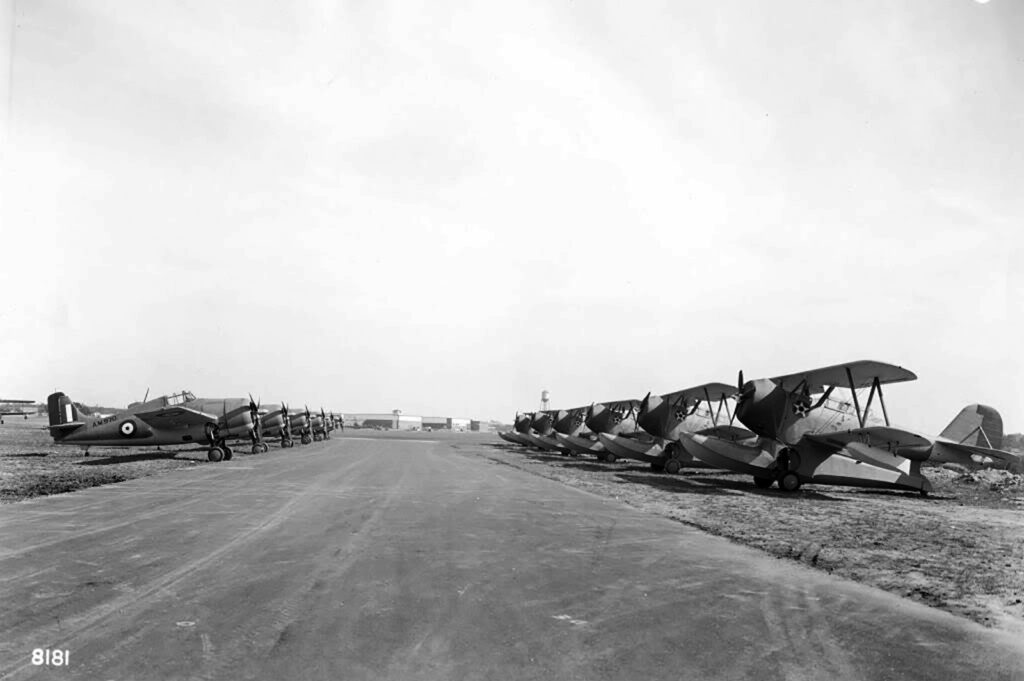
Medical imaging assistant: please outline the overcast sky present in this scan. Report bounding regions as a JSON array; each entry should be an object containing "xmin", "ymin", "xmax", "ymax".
[{"xmin": 1, "ymin": 0, "xmax": 1021, "ymax": 431}]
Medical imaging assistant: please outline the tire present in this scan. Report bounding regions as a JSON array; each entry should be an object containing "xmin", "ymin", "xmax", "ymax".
[
  {"xmin": 753, "ymin": 476, "xmax": 774, "ymax": 489},
  {"xmin": 301, "ymin": 435, "xmax": 312, "ymax": 445},
  {"xmin": 252, "ymin": 444, "xmax": 262, "ymax": 455},
  {"xmin": 779, "ymin": 471, "xmax": 801, "ymax": 492},
  {"xmin": 223, "ymin": 446, "xmax": 233, "ymax": 461},
  {"xmin": 605, "ymin": 453, "xmax": 617, "ymax": 463},
  {"xmin": 664, "ymin": 459, "xmax": 682, "ymax": 475},
  {"xmin": 261, "ymin": 443, "xmax": 269, "ymax": 453},
  {"xmin": 207, "ymin": 447, "xmax": 224, "ymax": 463}
]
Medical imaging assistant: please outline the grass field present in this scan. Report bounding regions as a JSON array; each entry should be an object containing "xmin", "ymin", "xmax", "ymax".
[{"xmin": 476, "ymin": 441, "xmax": 1024, "ymax": 635}]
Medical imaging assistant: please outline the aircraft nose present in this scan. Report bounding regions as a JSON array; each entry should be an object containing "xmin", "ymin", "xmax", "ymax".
[{"xmin": 735, "ymin": 378, "xmax": 782, "ymax": 438}]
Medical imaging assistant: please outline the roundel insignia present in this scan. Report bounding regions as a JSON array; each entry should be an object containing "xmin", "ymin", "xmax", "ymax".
[
  {"xmin": 674, "ymin": 409, "xmax": 686, "ymax": 420},
  {"xmin": 119, "ymin": 420, "xmax": 137, "ymax": 437},
  {"xmin": 792, "ymin": 401, "xmax": 811, "ymax": 417}
]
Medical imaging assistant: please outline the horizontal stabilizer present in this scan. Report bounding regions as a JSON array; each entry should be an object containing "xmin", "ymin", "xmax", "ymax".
[
  {"xmin": 49, "ymin": 421, "xmax": 86, "ymax": 432},
  {"xmin": 933, "ymin": 441, "xmax": 1023, "ymax": 472}
]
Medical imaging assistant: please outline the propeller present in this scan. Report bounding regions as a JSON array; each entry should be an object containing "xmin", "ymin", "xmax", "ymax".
[
  {"xmin": 737, "ymin": 370, "xmax": 744, "ymax": 392},
  {"xmin": 638, "ymin": 391, "xmax": 652, "ymax": 418}
]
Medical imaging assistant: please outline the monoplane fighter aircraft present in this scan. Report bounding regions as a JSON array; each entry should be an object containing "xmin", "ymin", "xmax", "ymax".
[
  {"xmin": 311, "ymin": 407, "xmax": 331, "ymax": 441},
  {"xmin": 258, "ymin": 403, "xmax": 294, "ymax": 448},
  {"xmin": 498, "ymin": 412, "xmax": 535, "ymax": 446},
  {"xmin": 287, "ymin": 407, "xmax": 313, "ymax": 445},
  {"xmin": 0, "ymin": 398, "xmax": 35, "ymax": 424},
  {"xmin": 47, "ymin": 390, "xmax": 265, "ymax": 461},
  {"xmin": 680, "ymin": 360, "xmax": 1022, "ymax": 494},
  {"xmin": 633, "ymin": 382, "xmax": 752, "ymax": 473}
]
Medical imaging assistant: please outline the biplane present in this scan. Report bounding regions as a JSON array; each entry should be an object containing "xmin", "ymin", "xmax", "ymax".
[
  {"xmin": 498, "ymin": 412, "xmax": 535, "ymax": 446},
  {"xmin": 680, "ymin": 360, "xmax": 1022, "ymax": 494},
  {"xmin": 0, "ymin": 398, "xmax": 35, "ymax": 424},
  {"xmin": 584, "ymin": 399, "xmax": 663, "ymax": 463},
  {"xmin": 553, "ymin": 405, "xmax": 608, "ymax": 458},
  {"xmin": 632, "ymin": 382, "xmax": 753, "ymax": 473},
  {"xmin": 522, "ymin": 410, "xmax": 569, "ymax": 452},
  {"xmin": 47, "ymin": 390, "xmax": 265, "ymax": 462}
]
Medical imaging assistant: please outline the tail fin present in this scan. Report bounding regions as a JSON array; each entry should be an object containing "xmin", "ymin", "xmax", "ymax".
[
  {"xmin": 940, "ymin": 404, "xmax": 1003, "ymax": 450},
  {"xmin": 47, "ymin": 392, "xmax": 83, "ymax": 439}
]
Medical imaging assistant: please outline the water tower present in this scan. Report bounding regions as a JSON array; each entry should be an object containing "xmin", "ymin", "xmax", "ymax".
[{"xmin": 540, "ymin": 390, "xmax": 550, "ymax": 411}]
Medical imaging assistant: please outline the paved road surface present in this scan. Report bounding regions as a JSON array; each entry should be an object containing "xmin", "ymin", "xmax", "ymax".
[{"xmin": 1, "ymin": 435, "xmax": 1022, "ymax": 680}]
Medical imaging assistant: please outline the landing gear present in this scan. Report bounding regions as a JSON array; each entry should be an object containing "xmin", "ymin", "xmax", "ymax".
[
  {"xmin": 208, "ymin": 446, "xmax": 224, "ymax": 462},
  {"xmin": 313, "ymin": 433, "xmax": 322, "ymax": 442},
  {"xmin": 223, "ymin": 446, "xmax": 233, "ymax": 461},
  {"xmin": 281, "ymin": 437, "xmax": 293, "ymax": 449},
  {"xmin": 778, "ymin": 471, "xmax": 801, "ymax": 492},
  {"xmin": 603, "ymin": 452, "xmax": 618, "ymax": 463},
  {"xmin": 753, "ymin": 476, "xmax": 774, "ymax": 489},
  {"xmin": 252, "ymin": 443, "xmax": 262, "ymax": 455},
  {"xmin": 301, "ymin": 434, "xmax": 312, "ymax": 445},
  {"xmin": 663, "ymin": 458, "xmax": 682, "ymax": 475}
]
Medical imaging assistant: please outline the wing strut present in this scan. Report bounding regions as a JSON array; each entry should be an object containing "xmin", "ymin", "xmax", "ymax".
[
  {"xmin": 877, "ymin": 381, "xmax": 890, "ymax": 426},
  {"xmin": 861, "ymin": 377, "xmax": 881, "ymax": 428},
  {"xmin": 845, "ymin": 367, "xmax": 865, "ymax": 428}
]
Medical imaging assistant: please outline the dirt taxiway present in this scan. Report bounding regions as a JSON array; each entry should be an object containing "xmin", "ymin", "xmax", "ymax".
[{"xmin": 1, "ymin": 434, "xmax": 1022, "ymax": 680}]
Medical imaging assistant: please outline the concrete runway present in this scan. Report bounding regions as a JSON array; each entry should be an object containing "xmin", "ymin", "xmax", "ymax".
[{"xmin": 1, "ymin": 435, "xmax": 1022, "ymax": 680}]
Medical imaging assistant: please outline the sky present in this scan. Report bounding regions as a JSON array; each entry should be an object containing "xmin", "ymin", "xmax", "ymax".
[{"xmin": 1, "ymin": 0, "xmax": 1021, "ymax": 431}]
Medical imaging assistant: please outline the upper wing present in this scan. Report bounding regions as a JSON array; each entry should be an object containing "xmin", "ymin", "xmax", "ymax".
[
  {"xmin": 660, "ymin": 382, "xmax": 738, "ymax": 404},
  {"xmin": 771, "ymin": 360, "xmax": 917, "ymax": 394},
  {"xmin": 803, "ymin": 426, "xmax": 931, "ymax": 451},
  {"xmin": 134, "ymin": 406, "xmax": 217, "ymax": 428}
]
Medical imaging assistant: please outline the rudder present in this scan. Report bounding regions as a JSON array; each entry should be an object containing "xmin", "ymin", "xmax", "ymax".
[
  {"xmin": 47, "ymin": 392, "xmax": 79, "ymax": 428},
  {"xmin": 940, "ymin": 404, "xmax": 1003, "ymax": 450}
]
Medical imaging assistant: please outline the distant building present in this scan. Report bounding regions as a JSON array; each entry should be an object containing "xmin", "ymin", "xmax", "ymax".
[
  {"xmin": 422, "ymin": 416, "xmax": 448, "ymax": 431},
  {"xmin": 342, "ymin": 413, "xmax": 481, "ymax": 431}
]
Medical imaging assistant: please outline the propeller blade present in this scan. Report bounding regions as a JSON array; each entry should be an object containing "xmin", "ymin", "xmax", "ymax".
[{"xmin": 738, "ymin": 370, "xmax": 744, "ymax": 392}]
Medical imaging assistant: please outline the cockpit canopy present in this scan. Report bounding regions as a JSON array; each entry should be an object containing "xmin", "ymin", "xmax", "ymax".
[{"xmin": 163, "ymin": 391, "xmax": 196, "ymax": 407}]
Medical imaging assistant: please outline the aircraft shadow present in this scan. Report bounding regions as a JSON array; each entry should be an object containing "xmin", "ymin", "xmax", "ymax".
[
  {"xmin": 615, "ymin": 473, "xmax": 845, "ymax": 502},
  {"xmin": 77, "ymin": 449, "xmax": 204, "ymax": 466},
  {"xmin": 684, "ymin": 474, "xmax": 847, "ymax": 501},
  {"xmin": 2, "ymin": 452, "xmax": 50, "ymax": 457}
]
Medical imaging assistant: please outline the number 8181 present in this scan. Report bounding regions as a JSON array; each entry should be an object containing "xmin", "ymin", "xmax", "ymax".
[{"xmin": 32, "ymin": 649, "xmax": 69, "ymax": 666}]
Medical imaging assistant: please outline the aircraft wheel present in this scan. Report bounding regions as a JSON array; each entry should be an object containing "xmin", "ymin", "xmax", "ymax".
[
  {"xmin": 779, "ymin": 471, "xmax": 801, "ymax": 492},
  {"xmin": 252, "ymin": 444, "xmax": 262, "ymax": 455},
  {"xmin": 207, "ymin": 447, "xmax": 224, "ymax": 463},
  {"xmin": 260, "ymin": 442, "xmax": 269, "ymax": 453},
  {"xmin": 301, "ymin": 435, "xmax": 312, "ymax": 445},
  {"xmin": 753, "ymin": 476, "xmax": 774, "ymax": 489},
  {"xmin": 664, "ymin": 459, "xmax": 682, "ymax": 475},
  {"xmin": 605, "ymin": 453, "xmax": 618, "ymax": 463}
]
